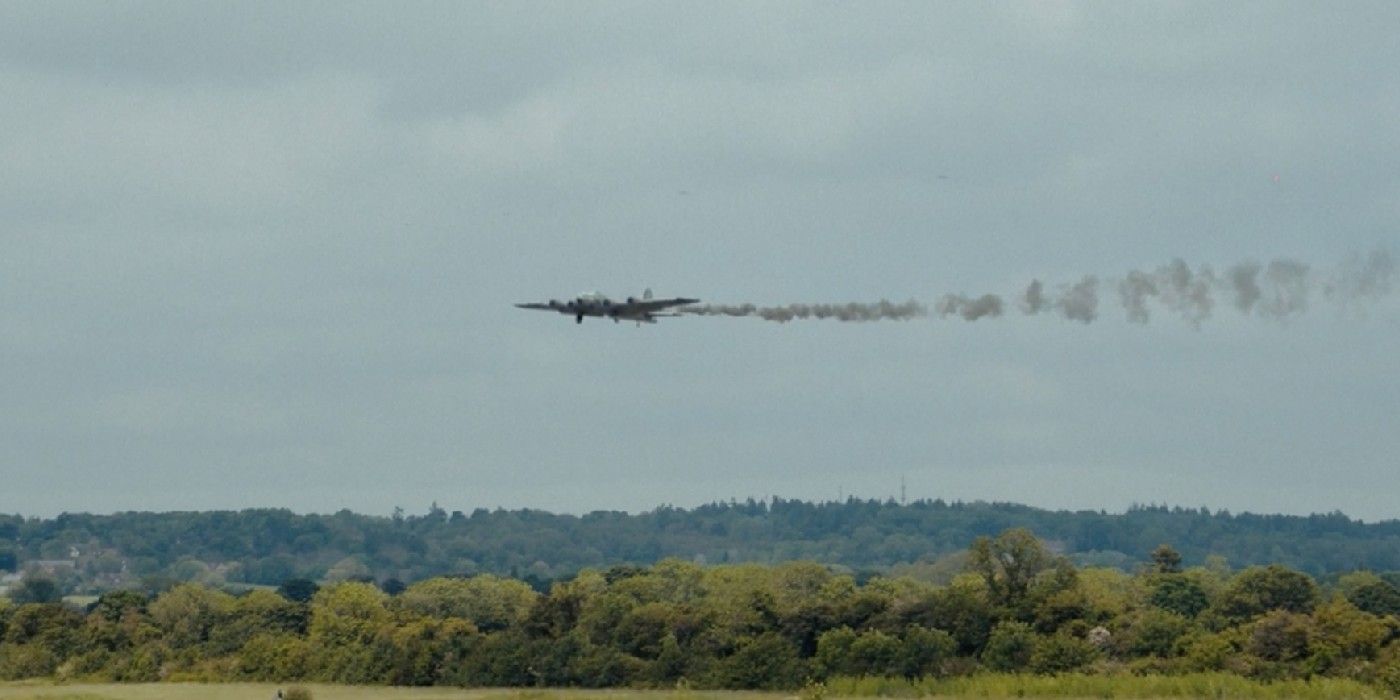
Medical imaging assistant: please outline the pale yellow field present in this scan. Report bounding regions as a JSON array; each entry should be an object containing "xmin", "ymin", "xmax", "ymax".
[
  {"xmin": 2, "ymin": 679, "xmax": 1387, "ymax": 700},
  {"xmin": 0, "ymin": 686, "xmax": 773, "ymax": 700}
]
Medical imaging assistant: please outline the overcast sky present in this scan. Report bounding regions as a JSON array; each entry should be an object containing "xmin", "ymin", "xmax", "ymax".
[{"xmin": 3, "ymin": 2, "xmax": 1397, "ymax": 521}]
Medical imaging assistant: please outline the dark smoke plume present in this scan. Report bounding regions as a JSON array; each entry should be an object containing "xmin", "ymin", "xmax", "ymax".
[
  {"xmin": 1021, "ymin": 279, "xmax": 1048, "ymax": 315},
  {"xmin": 681, "ymin": 249, "xmax": 1394, "ymax": 325},
  {"xmin": 682, "ymin": 300, "xmax": 926, "ymax": 322},
  {"xmin": 1227, "ymin": 262, "xmax": 1263, "ymax": 313},
  {"xmin": 1326, "ymin": 249, "xmax": 1395, "ymax": 303},
  {"xmin": 1259, "ymin": 259, "xmax": 1310, "ymax": 318},
  {"xmin": 1058, "ymin": 276, "xmax": 1099, "ymax": 323},
  {"xmin": 935, "ymin": 293, "xmax": 1004, "ymax": 321}
]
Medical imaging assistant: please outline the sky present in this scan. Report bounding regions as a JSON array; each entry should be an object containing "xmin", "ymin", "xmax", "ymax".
[{"xmin": 2, "ymin": 2, "xmax": 1397, "ymax": 521}]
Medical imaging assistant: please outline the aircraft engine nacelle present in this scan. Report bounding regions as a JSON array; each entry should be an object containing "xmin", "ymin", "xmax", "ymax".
[
  {"xmin": 626, "ymin": 296, "xmax": 637, "ymax": 304},
  {"xmin": 548, "ymin": 299, "xmax": 562, "ymax": 309}
]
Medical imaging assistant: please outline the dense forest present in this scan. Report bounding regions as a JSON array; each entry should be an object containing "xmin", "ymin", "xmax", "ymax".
[
  {"xmin": 2, "ymin": 499, "xmax": 1399, "ymax": 595},
  {"xmin": 2, "ymin": 529, "xmax": 1399, "ymax": 693}
]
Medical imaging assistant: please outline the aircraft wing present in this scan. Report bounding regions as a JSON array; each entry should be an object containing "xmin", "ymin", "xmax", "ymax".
[
  {"xmin": 627, "ymin": 297, "xmax": 700, "ymax": 312},
  {"xmin": 515, "ymin": 303, "xmax": 556, "ymax": 311}
]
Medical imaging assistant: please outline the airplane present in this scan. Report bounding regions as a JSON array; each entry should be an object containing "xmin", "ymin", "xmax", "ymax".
[{"xmin": 516, "ymin": 288, "xmax": 700, "ymax": 325}]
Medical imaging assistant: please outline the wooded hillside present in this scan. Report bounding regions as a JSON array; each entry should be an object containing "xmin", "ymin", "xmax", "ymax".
[{"xmin": 2, "ymin": 500, "xmax": 1398, "ymax": 594}]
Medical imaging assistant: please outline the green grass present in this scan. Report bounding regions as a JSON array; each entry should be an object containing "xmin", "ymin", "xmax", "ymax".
[
  {"xmin": 0, "ymin": 686, "xmax": 769, "ymax": 700},
  {"xmin": 1, "ymin": 677, "xmax": 1391, "ymax": 700},
  {"xmin": 821, "ymin": 673, "xmax": 1389, "ymax": 698}
]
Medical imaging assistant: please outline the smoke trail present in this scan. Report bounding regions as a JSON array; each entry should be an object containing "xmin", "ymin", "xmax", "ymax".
[
  {"xmin": 1021, "ymin": 280, "xmax": 1049, "ymax": 315},
  {"xmin": 680, "ymin": 249, "xmax": 1393, "ymax": 325},
  {"xmin": 1159, "ymin": 259, "xmax": 1216, "ymax": 325},
  {"xmin": 935, "ymin": 293, "xmax": 1004, "ymax": 321},
  {"xmin": 1227, "ymin": 262, "xmax": 1263, "ymax": 313},
  {"xmin": 1118, "ymin": 270, "xmax": 1158, "ymax": 323},
  {"xmin": 1259, "ymin": 259, "xmax": 1310, "ymax": 318},
  {"xmin": 683, "ymin": 299, "xmax": 926, "ymax": 323},
  {"xmin": 1326, "ymin": 249, "xmax": 1395, "ymax": 303},
  {"xmin": 1056, "ymin": 276, "xmax": 1099, "ymax": 323}
]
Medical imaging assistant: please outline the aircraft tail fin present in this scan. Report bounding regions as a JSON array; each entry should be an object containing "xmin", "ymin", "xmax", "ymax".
[{"xmin": 643, "ymin": 288, "xmax": 653, "ymax": 300}]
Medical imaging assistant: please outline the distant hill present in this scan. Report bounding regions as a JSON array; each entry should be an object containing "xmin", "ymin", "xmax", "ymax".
[{"xmin": 2, "ymin": 499, "xmax": 1398, "ymax": 592}]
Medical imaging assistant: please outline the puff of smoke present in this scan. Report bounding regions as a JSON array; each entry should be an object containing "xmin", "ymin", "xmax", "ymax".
[
  {"xmin": 1157, "ymin": 259, "xmax": 1216, "ymax": 326},
  {"xmin": 1325, "ymin": 249, "xmax": 1395, "ymax": 304},
  {"xmin": 1118, "ymin": 270, "xmax": 1159, "ymax": 324},
  {"xmin": 1227, "ymin": 262, "xmax": 1263, "ymax": 313},
  {"xmin": 935, "ymin": 293, "xmax": 1004, "ymax": 321},
  {"xmin": 1258, "ymin": 259, "xmax": 1310, "ymax": 318},
  {"xmin": 1058, "ymin": 276, "xmax": 1099, "ymax": 323},
  {"xmin": 1021, "ymin": 279, "xmax": 1049, "ymax": 315}
]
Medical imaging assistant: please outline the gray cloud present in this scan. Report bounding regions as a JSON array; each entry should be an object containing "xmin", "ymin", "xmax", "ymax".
[{"xmin": 2, "ymin": 3, "xmax": 1399, "ymax": 520}]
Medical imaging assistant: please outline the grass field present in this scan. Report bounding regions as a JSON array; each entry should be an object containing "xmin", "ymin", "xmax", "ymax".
[
  {"xmin": 0, "ymin": 676, "xmax": 1390, "ymax": 700},
  {"xmin": 0, "ymin": 686, "xmax": 764, "ymax": 700}
]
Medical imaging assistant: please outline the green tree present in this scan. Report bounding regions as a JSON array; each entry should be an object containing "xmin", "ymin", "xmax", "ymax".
[
  {"xmin": 1027, "ymin": 561, "xmax": 1088, "ymax": 633},
  {"xmin": 79, "ymin": 590, "xmax": 154, "ymax": 659},
  {"xmin": 211, "ymin": 588, "xmax": 307, "ymax": 652},
  {"xmin": 1119, "ymin": 609, "xmax": 1191, "ymax": 658},
  {"xmin": 968, "ymin": 529, "xmax": 1054, "ymax": 610},
  {"xmin": 1309, "ymin": 596, "xmax": 1387, "ymax": 660},
  {"xmin": 1148, "ymin": 574, "xmax": 1211, "ymax": 618},
  {"xmin": 379, "ymin": 618, "xmax": 478, "ymax": 686},
  {"xmin": 904, "ymin": 577, "xmax": 995, "ymax": 655},
  {"xmin": 146, "ymin": 583, "xmax": 234, "ymax": 650},
  {"xmin": 847, "ymin": 629, "xmax": 902, "ymax": 676},
  {"xmin": 1339, "ymin": 572, "xmax": 1400, "ymax": 617},
  {"xmin": 706, "ymin": 632, "xmax": 805, "ymax": 690},
  {"xmin": 981, "ymin": 621, "xmax": 1037, "ymax": 671},
  {"xmin": 1216, "ymin": 565, "xmax": 1319, "ymax": 622},
  {"xmin": 813, "ymin": 626, "xmax": 858, "ymax": 677},
  {"xmin": 307, "ymin": 582, "xmax": 390, "ymax": 682},
  {"xmin": 1030, "ymin": 633, "xmax": 1099, "ymax": 673},
  {"xmin": 1179, "ymin": 630, "xmax": 1236, "ymax": 672},
  {"xmin": 1151, "ymin": 544, "xmax": 1183, "ymax": 574},
  {"xmin": 0, "ymin": 644, "xmax": 58, "ymax": 680},
  {"xmin": 277, "ymin": 578, "xmax": 320, "ymax": 604},
  {"xmin": 897, "ymin": 625, "xmax": 956, "ymax": 678},
  {"xmin": 235, "ymin": 633, "xmax": 310, "ymax": 681},
  {"xmin": 2, "ymin": 602, "xmax": 83, "ymax": 678},
  {"xmin": 397, "ymin": 575, "xmax": 537, "ymax": 632},
  {"xmin": 1246, "ymin": 609, "xmax": 1311, "ymax": 662},
  {"xmin": 7, "ymin": 574, "xmax": 61, "ymax": 605}
]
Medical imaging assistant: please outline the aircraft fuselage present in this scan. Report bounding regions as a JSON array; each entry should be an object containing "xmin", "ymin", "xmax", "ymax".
[{"xmin": 516, "ymin": 291, "xmax": 699, "ymax": 325}]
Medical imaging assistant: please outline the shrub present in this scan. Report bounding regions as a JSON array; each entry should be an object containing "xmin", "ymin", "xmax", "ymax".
[
  {"xmin": 981, "ymin": 621, "xmax": 1037, "ymax": 672},
  {"xmin": 1379, "ymin": 658, "xmax": 1400, "ymax": 695},
  {"xmin": 0, "ymin": 644, "xmax": 58, "ymax": 680},
  {"xmin": 1030, "ymin": 633, "xmax": 1099, "ymax": 674}
]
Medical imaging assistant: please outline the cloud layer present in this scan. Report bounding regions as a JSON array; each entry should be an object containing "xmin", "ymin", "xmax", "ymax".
[{"xmin": 2, "ymin": 3, "xmax": 1398, "ymax": 520}]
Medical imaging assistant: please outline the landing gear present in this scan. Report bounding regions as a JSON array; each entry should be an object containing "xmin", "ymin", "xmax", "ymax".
[{"xmin": 576, "ymin": 314, "xmax": 583, "ymax": 324}]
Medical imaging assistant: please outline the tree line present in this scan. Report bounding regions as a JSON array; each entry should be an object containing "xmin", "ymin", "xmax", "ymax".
[
  {"xmin": 2, "ymin": 528, "xmax": 1399, "ymax": 692},
  {"xmin": 3, "ymin": 499, "xmax": 1399, "ymax": 595}
]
